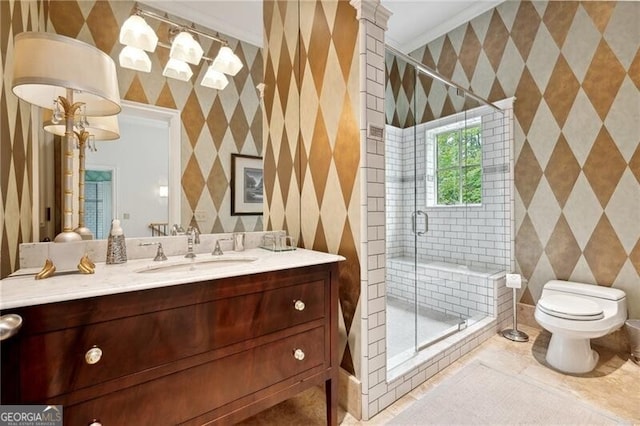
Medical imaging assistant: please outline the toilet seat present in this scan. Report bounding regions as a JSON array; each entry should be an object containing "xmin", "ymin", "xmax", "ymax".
[{"xmin": 538, "ymin": 294, "xmax": 604, "ymax": 321}]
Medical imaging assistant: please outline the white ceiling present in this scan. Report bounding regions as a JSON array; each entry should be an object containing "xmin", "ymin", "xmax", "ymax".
[
  {"xmin": 140, "ymin": 0, "xmax": 264, "ymax": 47},
  {"xmin": 382, "ymin": 0, "xmax": 505, "ymax": 52},
  {"xmin": 141, "ymin": 0, "xmax": 504, "ymax": 53}
]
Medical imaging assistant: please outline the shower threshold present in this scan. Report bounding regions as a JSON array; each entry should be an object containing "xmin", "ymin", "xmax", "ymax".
[
  {"xmin": 417, "ymin": 319, "xmax": 467, "ymax": 351},
  {"xmin": 387, "ymin": 316, "xmax": 496, "ymax": 381},
  {"xmin": 387, "ymin": 297, "xmax": 472, "ymax": 370}
]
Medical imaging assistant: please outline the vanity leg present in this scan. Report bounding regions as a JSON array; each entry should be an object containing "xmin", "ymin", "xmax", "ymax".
[{"xmin": 325, "ymin": 377, "xmax": 337, "ymax": 426}]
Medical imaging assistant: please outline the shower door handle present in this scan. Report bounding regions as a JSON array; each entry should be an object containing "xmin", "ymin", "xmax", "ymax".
[{"xmin": 412, "ymin": 211, "xmax": 429, "ymax": 236}]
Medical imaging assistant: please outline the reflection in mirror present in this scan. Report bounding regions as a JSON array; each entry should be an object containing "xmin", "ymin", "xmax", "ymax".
[
  {"xmin": 34, "ymin": 2, "xmax": 274, "ymax": 242},
  {"xmin": 85, "ymin": 101, "xmax": 180, "ymax": 238},
  {"xmin": 38, "ymin": 101, "xmax": 180, "ymax": 240}
]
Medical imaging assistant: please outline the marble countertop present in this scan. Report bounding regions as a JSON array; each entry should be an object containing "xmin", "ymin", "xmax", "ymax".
[{"xmin": 0, "ymin": 248, "xmax": 345, "ymax": 310}]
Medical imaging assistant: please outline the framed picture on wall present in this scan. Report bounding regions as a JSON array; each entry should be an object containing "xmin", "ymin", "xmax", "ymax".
[{"xmin": 231, "ymin": 154, "xmax": 263, "ymax": 215}]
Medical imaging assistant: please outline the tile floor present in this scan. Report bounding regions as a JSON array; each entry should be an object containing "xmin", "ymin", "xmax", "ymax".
[{"xmin": 240, "ymin": 324, "xmax": 640, "ymax": 425}]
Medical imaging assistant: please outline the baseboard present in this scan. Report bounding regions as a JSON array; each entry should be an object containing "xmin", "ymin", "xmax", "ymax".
[
  {"xmin": 518, "ymin": 302, "xmax": 631, "ymax": 355},
  {"xmin": 338, "ymin": 368, "xmax": 361, "ymax": 420}
]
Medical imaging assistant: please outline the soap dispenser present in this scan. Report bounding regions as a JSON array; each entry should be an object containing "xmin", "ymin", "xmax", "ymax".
[{"xmin": 106, "ymin": 219, "xmax": 127, "ymax": 264}]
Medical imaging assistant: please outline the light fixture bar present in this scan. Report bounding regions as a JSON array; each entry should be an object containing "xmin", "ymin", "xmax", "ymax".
[
  {"xmin": 134, "ymin": 7, "xmax": 228, "ymax": 47},
  {"xmin": 157, "ymin": 41, "xmax": 216, "ymax": 63}
]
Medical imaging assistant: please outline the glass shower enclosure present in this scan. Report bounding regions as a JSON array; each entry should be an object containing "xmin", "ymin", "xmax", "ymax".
[{"xmin": 385, "ymin": 46, "xmax": 507, "ymax": 371}]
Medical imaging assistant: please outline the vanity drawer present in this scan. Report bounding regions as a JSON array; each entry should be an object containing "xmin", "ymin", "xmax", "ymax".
[
  {"xmin": 17, "ymin": 279, "xmax": 325, "ymax": 402},
  {"xmin": 64, "ymin": 326, "xmax": 325, "ymax": 425}
]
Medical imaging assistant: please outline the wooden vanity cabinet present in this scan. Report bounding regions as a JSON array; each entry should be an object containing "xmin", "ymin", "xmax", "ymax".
[{"xmin": 0, "ymin": 262, "xmax": 339, "ymax": 425}]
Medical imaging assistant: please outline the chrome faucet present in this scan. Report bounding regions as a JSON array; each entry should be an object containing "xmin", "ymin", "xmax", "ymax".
[{"xmin": 185, "ymin": 226, "xmax": 200, "ymax": 258}]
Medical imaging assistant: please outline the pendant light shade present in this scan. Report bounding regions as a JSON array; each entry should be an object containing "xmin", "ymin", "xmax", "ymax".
[
  {"xmin": 12, "ymin": 32, "xmax": 121, "ymax": 116},
  {"xmin": 163, "ymin": 58, "xmax": 193, "ymax": 81},
  {"xmin": 119, "ymin": 46, "xmax": 152, "ymax": 73},
  {"xmin": 211, "ymin": 46, "xmax": 243, "ymax": 76},
  {"xmin": 201, "ymin": 66, "xmax": 229, "ymax": 90},
  {"xmin": 170, "ymin": 32, "xmax": 203, "ymax": 65},
  {"xmin": 119, "ymin": 15, "xmax": 158, "ymax": 52}
]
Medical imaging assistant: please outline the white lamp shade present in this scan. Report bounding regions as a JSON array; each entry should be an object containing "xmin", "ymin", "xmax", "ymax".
[
  {"xmin": 201, "ymin": 66, "xmax": 229, "ymax": 90},
  {"xmin": 12, "ymin": 32, "xmax": 121, "ymax": 116},
  {"xmin": 119, "ymin": 15, "xmax": 158, "ymax": 52},
  {"xmin": 118, "ymin": 15, "xmax": 158, "ymax": 52},
  {"xmin": 43, "ymin": 111, "xmax": 120, "ymax": 141},
  {"xmin": 163, "ymin": 58, "xmax": 193, "ymax": 81},
  {"xmin": 119, "ymin": 46, "xmax": 152, "ymax": 73},
  {"xmin": 170, "ymin": 32, "xmax": 203, "ymax": 65},
  {"xmin": 211, "ymin": 46, "xmax": 243, "ymax": 76}
]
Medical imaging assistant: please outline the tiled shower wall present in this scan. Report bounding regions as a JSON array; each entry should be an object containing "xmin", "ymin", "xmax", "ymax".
[
  {"xmin": 385, "ymin": 103, "xmax": 513, "ymax": 271},
  {"xmin": 386, "ymin": 1, "xmax": 640, "ymax": 318},
  {"xmin": 1, "ymin": 0, "xmax": 263, "ymax": 278},
  {"xmin": 386, "ymin": 258, "xmax": 498, "ymax": 320}
]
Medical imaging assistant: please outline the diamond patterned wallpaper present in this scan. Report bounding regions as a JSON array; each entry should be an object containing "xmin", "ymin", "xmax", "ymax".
[
  {"xmin": 263, "ymin": 0, "xmax": 301, "ymax": 238},
  {"xmin": 265, "ymin": 0, "xmax": 361, "ymax": 375},
  {"xmin": 1, "ymin": 0, "xmax": 263, "ymax": 278},
  {"xmin": 0, "ymin": 0, "xmax": 45, "ymax": 279},
  {"xmin": 386, "ymin": 0, "xmax": 640, "ymax": 316}
]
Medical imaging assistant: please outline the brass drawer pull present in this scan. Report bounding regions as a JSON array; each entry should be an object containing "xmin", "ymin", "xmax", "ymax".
[
  {"xmin": 293, "ymin": 300, "xmax": 305, "ymax": 311},
  {"xmin": 293, "ymin": 348, "xmax": 305, "ymax": 361},
  {"xmin": 85, "ymin": 346, "xmax": 103, "ymax": 365},
  {"xmin": 88, "ymin": 420, "xmax": 102, "ymax": 426}
]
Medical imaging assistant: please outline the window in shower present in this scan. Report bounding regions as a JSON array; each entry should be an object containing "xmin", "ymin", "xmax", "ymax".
[{"xmin": 426, "ymin": 116, "xmax": 482, "ymax": 207}]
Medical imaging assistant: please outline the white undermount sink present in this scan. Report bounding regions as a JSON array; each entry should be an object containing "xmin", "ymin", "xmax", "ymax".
[{"xmin": 135, "ymin": 255, "xmax": 258, "ymax": 274}]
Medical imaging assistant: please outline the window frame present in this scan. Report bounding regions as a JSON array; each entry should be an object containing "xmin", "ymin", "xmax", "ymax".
[{"xmin": 426, "ymin": 115, "xmax": 482, "ymax": 208}]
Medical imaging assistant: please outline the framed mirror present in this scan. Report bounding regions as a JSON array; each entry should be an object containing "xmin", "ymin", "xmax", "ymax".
[{"xmin": 33, "ymin": 1, "xmax": 275, "ymax": 241}]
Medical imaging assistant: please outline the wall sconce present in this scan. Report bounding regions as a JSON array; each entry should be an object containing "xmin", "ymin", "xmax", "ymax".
[
  {"xmin": 210, "ymin": 46, "xmax": 243, "ymax": 76},
  {"xmin": 119, "ymin": 46, "xmax": 152, "ymax": 73},
  {"xmin": 163, "ymin": 58, "xmax": 193, "ymax": 81},
  {"xmin": 119, "ymin": 7, "xmax": 243, "ymax": 89},
  {"xmin": 119, "ymin": 14, "xmax": 158, "ymax": 51},
  {"xmin": 170, "ymin": 31, "xmax": 203, "ymax": 65},
  {"xmin": 159, "ymin": 185, "xmax": 169, "ymax": 198},
  {"xmin": 201, "ymin": 66, "xmax": 229, "ymax": 90},
  {"xmin": 12, "ymin": 32, "xmax": 121, "ymax": 244}
]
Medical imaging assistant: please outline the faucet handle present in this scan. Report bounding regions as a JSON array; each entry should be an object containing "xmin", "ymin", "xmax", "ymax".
[
  {"xmin": 139, "ymin": 242, "xmax": 168, "ymax": 261},
  {"xmin": 154, "ymin": 243, "xmax": 168, "ymax": 261},
  {"xmin": 212, "ymin": 240, "xmax": 223, "ymax": 256}
]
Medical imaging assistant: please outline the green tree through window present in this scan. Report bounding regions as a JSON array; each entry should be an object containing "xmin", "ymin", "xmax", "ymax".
[{"xmin": 436, "ymin": 125, "xmax": 482, "ymax": 205}]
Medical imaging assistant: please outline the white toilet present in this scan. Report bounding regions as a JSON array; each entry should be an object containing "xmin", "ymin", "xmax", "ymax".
[{"xmin": 534, "ymin": 280, "xmax": 627, "ymax": 374}]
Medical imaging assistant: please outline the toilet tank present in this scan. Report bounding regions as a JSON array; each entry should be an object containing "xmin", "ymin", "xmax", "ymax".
[{"xmin": 543, "ymin": 280, "xmax": 626, "ymax": 301}]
